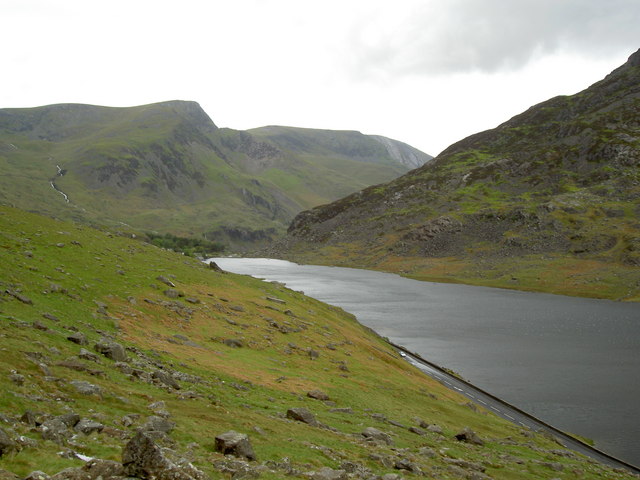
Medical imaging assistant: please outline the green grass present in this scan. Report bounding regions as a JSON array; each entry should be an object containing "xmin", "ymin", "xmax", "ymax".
[{"xmin": 0, "ymin": 206, "xmax": 634, "ymax": 479}]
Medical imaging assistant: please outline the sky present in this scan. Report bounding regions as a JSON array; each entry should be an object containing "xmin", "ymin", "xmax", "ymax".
[{"xmin": 2, "ymin": 0, "xmax": 639, "ymax": 156}]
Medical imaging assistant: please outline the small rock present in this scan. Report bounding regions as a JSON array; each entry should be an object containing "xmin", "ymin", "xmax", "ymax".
[
  {"xmin": 69, "ymin": 380, "xmax": 102, "ymax": 396},
  {"xmin": 152, "ymin": 369, "xmax": 181, "ymax": 390},
  {"xmin": 286, "ymin": 407, "xmax": 318, "ymax": 427},
  {"xmin": 361, "ymin": 427, "xmax": 393, "ymax": 445},
  {"xmin": 67, "ymin": 332, "xmax": 88, "ymax": 345},
  {"xmin": 94, "ymin": 340, "xmax": 127, "ymax": 362},
  {"xmin": 223, "ymin": 338, "xmax": 244, "ymax": 348},
  {"xmin": 156, "ymin": 275, "xmax": 176, "ymax": 288},
  {"xmin": 215, "ymin": 430, "xmax": 257, "ymax": 461},
  {"xmin": 122, "ymin": 431, "xmax": 207, "ymax": 480},
  {"xmin": 0, "ymin": 428, "xmax": 17, "ymax": 456},
  {"xmin": 23, "ymin": 471, "xmax": 48, "ymax": 480},
  {"xmin": 9, "ymin": 372, "xmax": 25, "ymax": 386},
  {"xmin": 57, "ymin": 413, "xmax": 80, "ymax": 428},
  {"xmin": 455, "ymin": 427, "xmax": 484, "ymax": 446},
  {"xmin": 74, "ymin": 418, "xmax": 104, "ymax": 435},
  {"xmin": 311, "ymin": 467, "xmax": 347, "ymax": 480},
  {"xmin": 78, "ymin": 348, "xmax": 100, "ymax": 362},
  {"xmin": 141, "ymin": 415, "xmax": 175, "ymax": 434},
  {"xmin": 409, "ymin": 426, "xmax": 426, "ymax": 435},
  {"xmin": 40, "ymin": 418, "xmax": 70, "ymax": 445},
  {"xmin": 307, "ymin": 390, "xmax": 330, "ymax": 401}
]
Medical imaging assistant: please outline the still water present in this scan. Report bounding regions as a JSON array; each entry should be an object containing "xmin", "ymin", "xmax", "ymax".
[{"xmin": 212, "ymin": 257, "xmax": 640, "ymax": 465}]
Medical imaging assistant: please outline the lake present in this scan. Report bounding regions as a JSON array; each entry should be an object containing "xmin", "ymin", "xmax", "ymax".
[{"xmin": 211, "ymin": 257, "xmax": 640, "ymax": 466}]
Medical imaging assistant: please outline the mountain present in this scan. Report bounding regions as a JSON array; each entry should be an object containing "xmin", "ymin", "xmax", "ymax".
[
  {"xmin": 0, "ymin": 205, "xmax": 635, "ymax": 480},
  {"xmin": 275, "ymin": 48, "xmax": 640, "ymax": 300},
  {"xmin": 0, "ymin": 101, "xmax": 431, "ymax": 247}
]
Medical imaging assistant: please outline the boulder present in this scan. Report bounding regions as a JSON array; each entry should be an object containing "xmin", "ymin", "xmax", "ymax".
[
  {"xmin": 286, "ymin": 407, "xmax": 318, "ymax": 427},
  {"xmin": 94, "ymin": 341, "xmax": 127, "ymax": 362},
  {"xmin": 361, "ymin": 427, "xmax": 393, "ymax": 445},
  {"xmin": 214, "ymin": 430, "xmax": 256, "ymax": 461}
]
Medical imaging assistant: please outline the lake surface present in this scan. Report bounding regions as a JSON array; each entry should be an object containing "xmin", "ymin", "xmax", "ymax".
[{"xmin": 212, "ymin": 257, "xmax": 640, "ymax": 466}]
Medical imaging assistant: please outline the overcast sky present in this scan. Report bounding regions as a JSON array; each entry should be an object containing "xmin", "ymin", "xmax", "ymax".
[{"xmin": 2, "ymin": 0, "xmax": 638, "ymax": 156}]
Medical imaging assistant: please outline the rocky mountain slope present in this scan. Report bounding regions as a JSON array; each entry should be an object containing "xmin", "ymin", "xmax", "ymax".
[
  {"xmin": 0, "ymin": 101, "xmax": 430, "ymax": 248},
  {"xmin": 275, "ymin": 48, "xmax": 640, "ymax": 301},
  {"xmin": 0, "ymin": 205, "xmax": 635, "ymax": 480}
]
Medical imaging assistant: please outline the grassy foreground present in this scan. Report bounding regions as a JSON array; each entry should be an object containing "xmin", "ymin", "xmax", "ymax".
[{"xmin": 0, "ymin": 206, "xmax": 635, "ymax": 479}]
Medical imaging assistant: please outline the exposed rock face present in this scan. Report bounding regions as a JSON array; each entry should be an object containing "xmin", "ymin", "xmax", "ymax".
[{"xmin": 214, "ymin": 431, "xmax": 257, "ymax": 461}]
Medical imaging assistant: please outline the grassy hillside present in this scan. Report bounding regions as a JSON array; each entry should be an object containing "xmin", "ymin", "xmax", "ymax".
[
  {"xmin": 0, "ymin": 102, "xmax": 429, "ymax": 249},
  {"xmin": 0, "ymin": 206, "xmax": 633, "ymax": 479},
  {"xmin": 274, "ymin": 49, "xmax": 640, "ymax": 301}
]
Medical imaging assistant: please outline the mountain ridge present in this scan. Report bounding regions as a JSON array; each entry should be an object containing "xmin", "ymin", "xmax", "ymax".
[
  {"xmin": 274, "ymin": 48, "xmax": 640, "ymax": 300},
  {"xmin": 0, "ymin": 100, "xmax": 431, "ymax": 248}
]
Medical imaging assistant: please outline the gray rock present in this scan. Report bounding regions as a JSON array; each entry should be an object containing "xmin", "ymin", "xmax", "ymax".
[
  {"xmin": 66, "ymin": 332, "xmax": 88, "ymax": 345},
  {"xmin": 78, "ymin": 348, "xmax": 100, "ymax": 362},
  {"xmin": 152, "ymin": 369, "xmax": 180, "ymax": 390},
  {"xmin": 94, "ymin": 340, "xmax": 127, "ymax": 362},
  {"xmin": 40, "ymin": 418, "xmax": 70, "ymax": 444},
  {"xmin": 49, "ymin": 459, "xmax": 124, "ymax": 480},
  {"xmin": 156, "ymin": 275, "xmax": 176, "ymax": 288},
  {"xmin": 69, "ymin": 380, "xmax": 102, "ymax": 396},
  {"xmin": 426, "ymin": 423, "xmax": 443, "ymax": 434},
  {"xmin": 163, "ymin": 289, "xmax": 181, "ymax": 299},
  {"xmin": 23, "ymin": 471, "xmax": 49, "ymax": 480},
  {"xmin": 394, "ymin": 459, "xmax": 421, "ymax": 474},
  {"xmin": 454, "ymin": 427, "xmax": 485, "ymax": 446},
  {"xmin": 223, "ymin": 338, "xmax": 244, "ymax": 348},
  {"xmin": 214, "ymin": 430, "xmax": 256, "ymax": 461},
  {"xmin": 311, "ymin": 467, "xmax": 347, "ymax": 480},
  {"xmin": 409, "ymin": 426, "xmax": 426, "ymax": 435},
  {"xmin": 307, "ymin": 390, "xmax": 329, "ymax": 401},
  {"xmin": 141, "ymin": 415, "xmax": 175, "ymax": 434},
  {"xmin": 361, "ymin": 427, "xmax": 393, "ymax": 445},
  {"xmin": 329, "ymin": 407, "xmax": 353, "ymax": 414},
  {"xmin": 286, "ymin": 407, "xmax": 318, "ymax": 427},
  {"xmin": 0, "ymin": 428, "xmax": 17, "ymax": 456},
  {"xmin": 74, "ymin": 418, "xmax": 104, "ymax": 435},
  {"xmin": 122, "ymin": 431, "xmax": 208, "ymax": 480},
  {"xmin": 57, "ymin": 413, "xmax": 80, "ymax": 428},
  {"xmin": 418, "ymin": 446, "xmax": 436, "ymax": 458},
  {"xmin": 9, "ymin": 372, "xmax": 25, "ymax": 386},
  {"xmin": 20, "ymin": 410, "xmax": 41, "ymax": 426}
]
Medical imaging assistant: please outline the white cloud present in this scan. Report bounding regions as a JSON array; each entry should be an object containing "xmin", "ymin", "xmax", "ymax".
[{"xmin": 1, "ymin": 0, "xmax": 637, "ymax": 155}]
